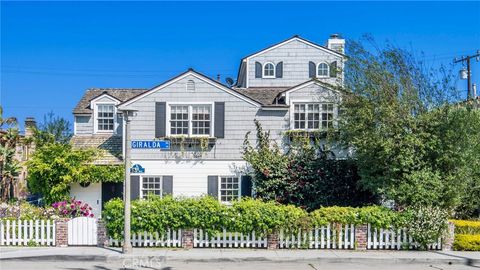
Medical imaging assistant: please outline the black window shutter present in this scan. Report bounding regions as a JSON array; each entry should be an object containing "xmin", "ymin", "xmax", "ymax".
[
  {"xmin": 214, "ymin": 102, "xmax": 225, "ymax": 138},
  {"xmin": 275, "ymin": 62, "xmax": 283, "ymax": 78},
  {"xmin": 330, "ymin": 61, "xmax": 338, "ymax": 78},
  {"xmin": 241, "ymin": 175, "xmax": 252, "ymax": 197},
  {"xmin": 130, "ymin": 175, "xmax": 140, "ymax": 200},
  {"xmin": 207, "ymin": 176, "xmax": 218, "ymax": 198},
  {"xmin": 155, "ymin": 102, "xmax": 166, "ymax": 138},
  {"xmin": 162, "ymin": 176, "xmax": 173, "ymax": 196},
  {"xmin": 255, "ymin": 62, "xmax": 262, "ymax": 78},
  {"xmin": 309, "ymin": 61, "xmax": 316, "ymax": 78}
]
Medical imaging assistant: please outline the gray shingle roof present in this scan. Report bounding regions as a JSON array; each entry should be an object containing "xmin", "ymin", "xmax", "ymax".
[
  {"xmin": 233, "ymin": 87, "xmax": 289, "ymax": 106},
  {"xmin": 70, "ymin": 135, "xmax": 123, "ymax": 165},
  {"xmin": 73, "ymin": 88, "xmax": 148, "ymax": 114}
]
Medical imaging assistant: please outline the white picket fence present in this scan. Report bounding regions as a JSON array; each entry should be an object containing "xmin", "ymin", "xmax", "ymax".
[
  {"xmin": 279, "ymin": 224, "xmax": 355, "ymax": 249},
  {"xmin": 367, "ymin": 224, "xmax": 442, "ymax": 250},
  {"xmin": 194, "ymin": 228, "xmax": 267, "ymax": 248},
  {"xmin": 0, "ymin": 219, "xmax": 55, "ymax": 246},
  {"xmin": 109, "ymin": 229, "xmax": 182, "ymax": 247}
]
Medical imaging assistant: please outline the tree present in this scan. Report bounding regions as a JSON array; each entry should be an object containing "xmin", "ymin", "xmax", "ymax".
[
  {"xmin": 33, "ymin": 112, "xmax": 72, "ymax": 146},
  {"xmin": 27, "ymin": 142, "xmax": 124, "ymax": 204},
  {"xmin": 339, "ymin": 36, "xmax": 480, "ymax": 215},
  {"xmin": 243, "ymin": 120, "xmax": 375, "ymax": 210},
  {"xmin": 0, "ymin": 106, "xmax": 21, "ymax": 201}
]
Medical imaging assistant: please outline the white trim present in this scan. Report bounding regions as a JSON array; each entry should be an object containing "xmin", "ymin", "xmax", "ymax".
[
  {"xmin": 289, "ymin": 101, "xmax": 337, "ymax": 130},
  {"xmin": 262, "ymin": 62, "xmax": 275, "ymax": 78},
  {"xmin": 166, "ymin": 102, "xmax": 214, "ymax": 137},
  {"xmin": 118, "ymin": 71, "xmax": 261, "ymax": 109},
  {"xmin": 139, "ymin": 175, "xmax": 164, "ymax": 199},
  {"xmin": 316, "ymin": 62, "xmax": 329, "ymax": 78},
  {"xmin": 218, "ymin": 175, "xmax": 242, "ymax": 204},
  {"xmin": 245, "ymin": 59, "xmax": 249, "ymax": 88},
  {"xmin": 244, "ymin": 37, "xmax": 345, "ymax": 60},
  {"xmin": 93, "ymin": 102, "xmax": 118, "ymax": 134},
  {"xmin": 260, "ymin": 106, "xmax": 289, "ymax": 111},
  {"xmin": 284, "ymin": 81, "xmax": 341, "ymax": 104},
  {"xmin": 90, "ymin": 93, "xmax": 121, "ymax": 105}
]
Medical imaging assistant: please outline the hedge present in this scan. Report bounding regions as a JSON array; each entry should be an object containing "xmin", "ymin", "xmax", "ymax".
[
  {"xmin": 453, "ymin": 234, "xmax": 480, "ymax": 251},
  {"xmin": 451, "ymin": 220, "xmax": 480, "ymax": 235},
  {"xmin": 103, "ymin": 196, "xmax": 413, "ymax": 240}
]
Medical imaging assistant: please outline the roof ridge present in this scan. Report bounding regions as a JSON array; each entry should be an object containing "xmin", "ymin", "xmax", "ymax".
[{"xmin": 87, "ymin": 88, "xmax": 148, "ymax": 91}]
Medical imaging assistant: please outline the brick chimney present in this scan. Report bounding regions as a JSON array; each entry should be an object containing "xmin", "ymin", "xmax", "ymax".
[
  {"xmin": 24, "ymin": 117, "xmax": 36, "ymax": 138},
  {"xmin": 327, "ymin": 34, "xmax": 345, "ymax": 54}
]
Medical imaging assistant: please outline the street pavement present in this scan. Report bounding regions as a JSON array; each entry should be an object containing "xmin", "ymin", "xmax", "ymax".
[{"xmin": 1, "ymin": 246, "xmax": 479, "ymax": 270}]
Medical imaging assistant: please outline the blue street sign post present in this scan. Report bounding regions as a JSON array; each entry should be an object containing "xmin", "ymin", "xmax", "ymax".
[{"xmin": 131, "ymin": 140, "xmax": 170, "ymax": 149}]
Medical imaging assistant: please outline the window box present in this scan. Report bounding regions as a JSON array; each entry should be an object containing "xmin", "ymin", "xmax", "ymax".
[
  {"xmin": 162, "ymin": 136, "xmax": 217, "ymax": 149},
  {"xmin": 284, "ymin": 130, "xmax": 328, "ymax": 140}
]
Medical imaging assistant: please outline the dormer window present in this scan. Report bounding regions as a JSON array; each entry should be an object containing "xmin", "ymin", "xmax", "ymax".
[
  {"xmin": 263, "ymin": 62, "xmax": 275, "ymax": 78},
  {"xmin": 317, "ymin": 63, "xmax": 329, "ymax": 77},
  {"xmin": 97, "ymin": 104, "xmax": 115, "ymax": 132}
]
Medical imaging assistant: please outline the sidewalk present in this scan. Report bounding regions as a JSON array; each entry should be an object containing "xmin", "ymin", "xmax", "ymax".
[{"xmin": 1, "ymin": 246, "xmax": 479, "ymax": 266}]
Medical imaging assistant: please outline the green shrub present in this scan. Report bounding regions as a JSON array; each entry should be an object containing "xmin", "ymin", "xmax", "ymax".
[
  {"xmin": 0, "ymin": 201, "xmax": 56, "ymax": 220},
  {"xmin": 453, "ymin": 234, "xmax": 480, "ymax": 251},
  {"xmin": 404, "ymin": 206, "xmax": 449, "ymax": 250},
  {"xmin": 451, "ymin": 220, "xmax": 480, "ymax": 235}
]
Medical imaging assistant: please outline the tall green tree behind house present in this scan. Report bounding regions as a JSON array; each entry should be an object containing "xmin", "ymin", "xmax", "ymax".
[
  {"xmin": 33, "ymin": 112, "xmax": 72, "ymax": 147},
  {"xmin": 0, "ymin": 106, "xmax": 21, "ymax": 201},
  {"xmin": 339, "ymin": 36, "xmax": 480, "ymax": 216}
]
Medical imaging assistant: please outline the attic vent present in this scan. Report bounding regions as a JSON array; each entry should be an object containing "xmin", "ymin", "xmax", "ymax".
[{"xmin": 186, "ymin": 80, "xmax": 195, "ymax": 92}]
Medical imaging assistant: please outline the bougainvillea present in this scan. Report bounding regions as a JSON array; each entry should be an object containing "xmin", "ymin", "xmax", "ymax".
[{"xmin": 52, "ymin": 198, "xmax": 94, "ymax": 218}]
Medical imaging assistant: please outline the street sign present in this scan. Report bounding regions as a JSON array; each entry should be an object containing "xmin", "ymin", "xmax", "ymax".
[{"xmin": 131, "ymin": 140, "xmax": 170, "ymax": 149}]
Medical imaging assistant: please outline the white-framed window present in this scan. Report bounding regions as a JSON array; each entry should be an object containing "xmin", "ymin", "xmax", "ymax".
[
  {"xmin": 97, "ymin": 104, "xmax": 115, "ymax": 132},
  {"xmin": 169, "ymin": 104, "xmax": 212, "ymax": 136},
  {"xmin": 317, "ymin": 63, "xmax": 329, "ymax": 77},
  {"xmin": 293, "ymin": 103, "xmax": 335, "ymax": 130},
  {"xmin": 220, "ymin": 176, "xmax": 240, "ymax": 203},
  {"xmin": 186, "ymin": 80, "xmax": 195, "ymax": 92},
  {"xmin": 263, "ymin": 62, "xmax": 275, "ymax": 78},
  {"xmin": 141, "ymin": 176, "xmax": 163, "ymax": 198}
]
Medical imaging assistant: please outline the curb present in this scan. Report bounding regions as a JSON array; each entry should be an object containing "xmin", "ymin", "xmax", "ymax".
[{"xmin": 2, "ymin": 255, "xmax": 479, "ymax": 266}]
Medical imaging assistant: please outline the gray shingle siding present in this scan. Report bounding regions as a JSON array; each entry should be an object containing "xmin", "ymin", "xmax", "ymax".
[
  {"xmin": 74, "ymin": 116, "xmax": 93, "ymax": 135},
  {"xmin": 247, "ymin": 39, "xmax": 344, "ymax": 88}
]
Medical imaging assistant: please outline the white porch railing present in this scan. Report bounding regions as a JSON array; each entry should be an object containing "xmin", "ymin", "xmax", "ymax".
[
  {"xmin": 367, "ymin": 224, "xmax": 442, "ymax": 250},
  {"xmin": 193, "ymin": 228, "xmax": 267, "ymax": 248},
  {"xmin": 109, "ymin": 229, "xmax": 182, "ymax": 247},
  {"xmin": 279, "ymin": 224, "xmax": 355, "ymax": 249},
  {"xmin": 0, "ymin": 219, "xmax": 55, "ymax": 246}
]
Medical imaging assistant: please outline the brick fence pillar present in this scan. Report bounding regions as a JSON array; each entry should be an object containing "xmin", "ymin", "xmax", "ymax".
[
  {"xmin": 442, "ymin": 221, "xmax": 455, "ymax": 251},
  {"xmin": 267, "ymin": 233, "xmax": 279, "ymax": 250},
  {"xmin": 55, "ymin": 218, "xmax": 70, "ymax": 247},
  {"xmin": 355, "ymin": 224, "xmax": 368, "ymax": 250},
  {"xmin": 182, "ymin": 229, "xmax": 194, "ymax": 249},
  {"xmin": 97, "ymin": 219, "xmax": 109, "ymax": 247}
]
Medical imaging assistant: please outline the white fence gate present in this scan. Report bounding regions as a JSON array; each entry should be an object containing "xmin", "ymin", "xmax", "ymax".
[{"xmin": 67, "ymin": 217, "xmax": 97, "ymax": 246}]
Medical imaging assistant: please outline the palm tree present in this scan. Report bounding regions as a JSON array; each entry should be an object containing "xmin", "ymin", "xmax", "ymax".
[{"xmin": 0, "ymin": 106, "xmax": 20, "ymax": 201}]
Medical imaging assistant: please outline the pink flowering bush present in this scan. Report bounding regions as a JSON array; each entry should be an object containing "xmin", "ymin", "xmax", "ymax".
[{"xmin": 52, "ymin": 198, "xmax": 94, "ymax": 218}]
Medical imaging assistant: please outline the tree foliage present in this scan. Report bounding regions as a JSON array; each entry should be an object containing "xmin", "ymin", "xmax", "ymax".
[
  {"xmin": 27, "ymin": 142, "xmax": 124, "ymax": 204},
  {"xmin": 243, "ymin": 120, "xmax": 375, "ymax": 210},
  {"xmin": 0, "ymin": 106, "xmax": 21, "ymax": 201},
  {"xmin": 339, "ymin": 36, "xmax": 480, "ymax": 216},
  {"xmin": 33, "ymin": 112, "xmax": 72, "ymax": 147}
]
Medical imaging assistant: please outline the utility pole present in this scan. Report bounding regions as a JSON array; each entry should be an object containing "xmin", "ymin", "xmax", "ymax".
[
  {"xmin": 454, "ymin": 51, "xmax": 480, "ymax": 99},
  {"xmin": 121, "ymin": 109, "xmax": 136, "ymax": 254}
]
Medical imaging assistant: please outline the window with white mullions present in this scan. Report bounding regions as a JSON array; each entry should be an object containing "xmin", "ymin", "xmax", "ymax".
[
  {"xmin": 317, "ymin": 63, "xmax": 329, "ymax": 77},
  {"xmin": 220, "ymin": 176, "xmax": 239, "ymax": 202},
  {"xmin": 141, "ymin": 176, "xmax": 162, "ymax": 198},
  {"xmin": 192, "ymin": 105, "xmax": 211, "ymax": 135},
  {"xmin": 263, "ymin": 62, "xmax": 275, "ymax": 78},
  {"xmin": 294, "ymin": 103, "xmax": 334, "ymax": 130},
  {"xmin": 321, "ymin": 103, "xmax": 334, "ymax": 129},
  {"xmin": 170, "ymin": 105, "xmax": 189, "ymax": 135},
  {"xmin": 97, "ymin": 104, "xmax": 115, "ymax": 131}
]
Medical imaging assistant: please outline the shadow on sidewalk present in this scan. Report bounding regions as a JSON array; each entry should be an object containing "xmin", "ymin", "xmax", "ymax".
[{"xmin": 431, "ymin": 251, "xmax": 480, "ymax": 268}]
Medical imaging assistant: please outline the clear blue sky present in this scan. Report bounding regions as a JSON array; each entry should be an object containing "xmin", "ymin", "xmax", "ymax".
[{"xmin": 1, "ymin": 1, "xmax": 479, "ymax": 131}]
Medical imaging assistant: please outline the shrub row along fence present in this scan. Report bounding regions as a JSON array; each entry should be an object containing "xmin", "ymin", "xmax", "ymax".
[
  {"xmin": 107, "ymin": 223, "xmax": 441, "ymax": 250},
  {"xmin": 0, "ymin": 219, "xmax": 55, "ymax": 246}
]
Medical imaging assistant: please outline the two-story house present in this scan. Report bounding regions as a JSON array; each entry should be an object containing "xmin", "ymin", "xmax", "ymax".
[{"xmin": 71, "ymin": 35, "xmax": 347, "ymax": 216}]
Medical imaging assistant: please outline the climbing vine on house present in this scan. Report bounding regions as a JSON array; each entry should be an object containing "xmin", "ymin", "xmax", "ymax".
[{"xmin": 27, "ymin": 142, "xmax": 124, "ymax": 204}]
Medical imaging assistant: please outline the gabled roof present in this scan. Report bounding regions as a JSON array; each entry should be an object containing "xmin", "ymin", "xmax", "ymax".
[
  {"xmin": 73, "ymin": 88, "xmax": 148, "ymax": 114},
  {"xmin": 281, "ymin": 78, "xmax": 345, "ymax": 96},
  {"xmin": 233, "ymin": 87, "xmax": 289, "ymax": 106},
  {"xmin": 241, "ymin": 35, "xmax": 347, "ymax": 61},
  {"xmin": 118, "ymin": 69, "xmax": 262, "ymax": 109}
]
